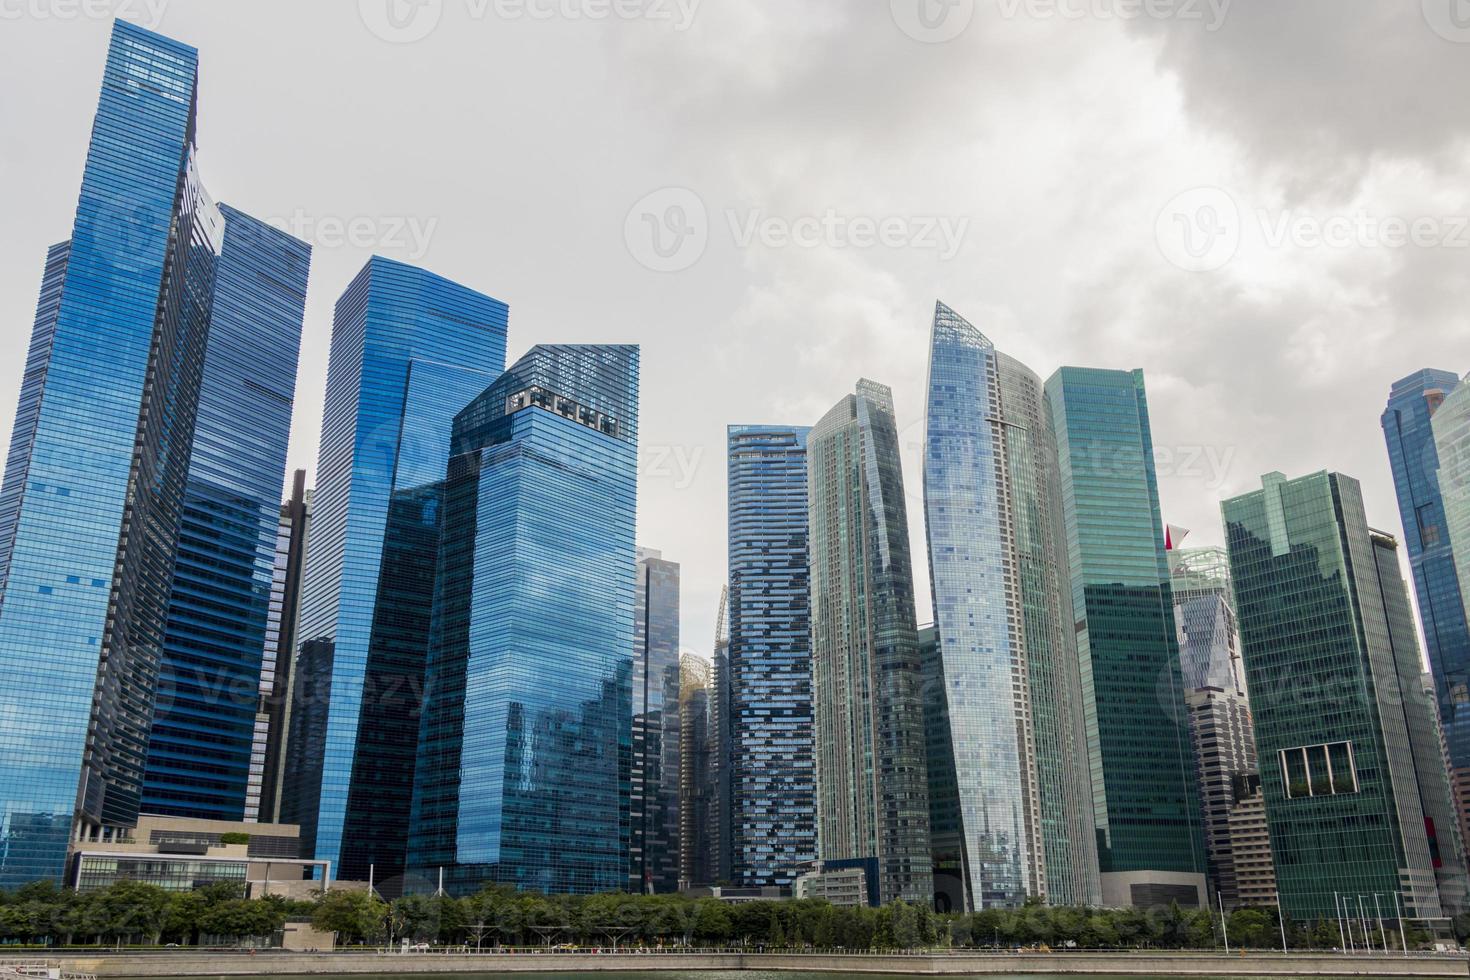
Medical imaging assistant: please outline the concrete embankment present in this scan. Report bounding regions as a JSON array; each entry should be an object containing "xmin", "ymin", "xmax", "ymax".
[{"xmin": 49, "ymin": 950, "xmax": 1470, "ymax": 977}]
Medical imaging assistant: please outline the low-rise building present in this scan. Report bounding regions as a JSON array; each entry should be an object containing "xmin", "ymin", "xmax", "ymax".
[{"xmin": 68, "ymin": 815, "xmax": 329, "ymax": 896}]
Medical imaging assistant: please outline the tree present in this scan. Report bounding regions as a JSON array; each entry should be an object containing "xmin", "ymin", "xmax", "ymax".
[
  {"xmin": 694, "ymin": 900, "xmax": 732, "ymax": 945},
  {"xmin": 198, "ymin": 899, "xmax": 285, "ymax": 943},
  {"xmin": 312, "ymin": 889, "xmax": 387, "ymax": 945}
]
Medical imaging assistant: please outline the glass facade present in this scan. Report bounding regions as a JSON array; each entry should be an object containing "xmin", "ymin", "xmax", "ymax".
[
  {"xmin": 678, "ymin": 652, "xmax": 714, "ymax": 888},
  {"xmin": 631, "ymin": 548, "xmax": 681, "ymax": 893},
  {"xmin": 246, "ymin": 473, "xmax": 311, "ymax": 823},
  {"xmin": 406, "ymin": 345, "xmax": 638, "ymax": 896},
  {"xmin": 1044, "ymin": 367, "xmax": 1205, "ymax": 898},
  {"xmin": 0, "ymin": 23, "xmax": 229, "ymax": 886},
  {"xmin": 1384, "ymin": 370, "xmax": 1470, "ymax": 768},
  {"xmin": 75, "ymin": 854, "xmax": 247, "ymax": 893},
  {"xmin": 144, "ymin": 207, "xmax": 311, "ymax": 821},
  {"xmin": 1223, "ymin": 471, "xmax": 1468, "ymax": 922},
  {"xmin": 285, "ymin": 257, "xmax": 508, "ymax": 890},
  {"xmin": 725, "ymin": 426, "xmax": 817, "ymax": 888},
  {"xmin": 808, "ymin": 381, "xmax": 932, "ymax": 905},
  {"xmin": 920, "ymin": 304, "xmax": 1098, "ymax": 910},
  {"xmin": 1167, "ymin": 543, "xmax": 1268, "ymax": 910}
]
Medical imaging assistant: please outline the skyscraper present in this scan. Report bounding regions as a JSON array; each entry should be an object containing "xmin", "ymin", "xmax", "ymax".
[
  {"xmin": 920, "ymin": 304, "xmax": 1098, "ymax": 911},
  {"xmin": 1044, "ymin": 367, "xmax": 1206, "ymax": 908},
  {"xmin": 678, "ymin": 652, "xmax": 714, "ymax": 889},
  {"xmin": 807, "ymin": 380, "xmax": 932, "ymax": 906},
  {"xmin": 284, "ymin": 257, "xmax": 509, "ymax": 891},
  {"xmin": 1168, "ymin": 539, "xmax": 1274, "ymax": 910},
  {"xmin": 1384, "ymin": 372, "xmax": 1470, "ymax": 796},
  {"xmin": 1223, "ymin": 471, "xmax": 1469, "ymax": 925},
  {"xmin": 631, "ymin": 547, "xmax": 681, "ymax": 894},
  {"xmin": 0, "ymin": 23, "xmax": 304, "ymax": 885},
  {"xmin": 143, "ymin": 207, "xmax": 311, "ymax": 821},
  {"xmin": 725, "ymin": 426, "xmax": 817, "ymax": 889},
  {"xmin": 245, "ymin": 471, "xmax": 312, "ymax": 824},
  {"xmin": 407, "ymin": 345, "xmax": 638, "ymax": 896}
]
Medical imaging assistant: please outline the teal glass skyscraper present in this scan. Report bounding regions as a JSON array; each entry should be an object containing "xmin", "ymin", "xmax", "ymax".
[
  {"xmin": 1383, "ymin": 371, "xmax": 1470, "ymax": 773},
  {"xmin": 406, "ymin": 345, "xmax": 638, "ymax": 896},
  {"xmin": 285, "ymin": 257, "xmax": 508, "ymax": 890},
  {"xmin": 144, "ymin": 207, "xmax": 311, "ymax": 821},
  {"xmin": 1044, "ymin": 367, "xmax": 1206, "ymax": 907},
  {"xmin": 808, "ymin": 380, "xmax": 931, "ymax": 906},
  {"xmin": 726, "ymin": 425, "xmax": 817, "ymax": 888},
  {"xmin": 922, "ymin": 304, "xmax": 1098, "ymax": 911},
  {"xmin": 0, "ymin": 22, "xmax": 305, "ymax": 885},
  {"xmin": 1223, "ymin": 471, "xmax": 1468, "ymax": 925}
]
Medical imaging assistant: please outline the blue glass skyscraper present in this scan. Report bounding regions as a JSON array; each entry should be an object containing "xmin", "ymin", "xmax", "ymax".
[
  {"xmin": 922, "ymin": 304, "xmax": 1099, "ymax": 910},
  {"xmin": 407, "ymin": 345, "xmax": 639, "ymax": 896},
  {"xmin": 725, "ymin": 425, "xmax": 818, "ymax": 889},
  {"xmin": 143, "ymin": 208, "xmax": 311, "ymax": 821},
  {"xmin": 1383, "ymin": 372, "xmax": 1470, "ymax": 772},
  {"xmin": 0, "ymin": 22, "xmax": 298, "ymax": 885},
  {"xmin": 285, "ymin": 257, "xmax": 508, "ymax": 890}
]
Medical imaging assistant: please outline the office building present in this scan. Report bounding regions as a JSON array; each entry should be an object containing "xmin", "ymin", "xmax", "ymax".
[
  {"xmin": 0, "ymin": 23, "xmax": 305, "ymax": 884},
  {"xmin": 725, "ymin": 426, "xmax": 817, "ymax": 888},
  {"xmin": 406, "ymin": 345, "xmax": 638, "ymax": 896},
  {"xmin": 283, "ymin": 257, "xmax": 508, "ymax": 892},
  {"xmin": 144, "ymin": 208, "xmax": 310, "ymax": 821},
  {"xmin": 245, "ymin": 472, "xmax": 312, "ymax": 824},
  {"xmin": 679, "ymin": 652, "xmax": 714, "ymax": 889},
  {"xmin": 1168, "ymin": 539, "xmax": 1274, "ymax": 910},
  {"xmin": 1223, "ymin": 471, "xmax": 1469, "ymax": 926},
  {"xmin": 807, "ymin": 380, "xmax": 932, "ymax": 905},
  {"xmin": 1044, "ymin": 367, "xmax": 1206, "ymax": 907},
  {"xmin": 920, "ymin": 304, "xmax": 1099, "ymax": 910},
  {"xmin": 631, "ymin": 548, "xmax": 681, "ymax": 893}
]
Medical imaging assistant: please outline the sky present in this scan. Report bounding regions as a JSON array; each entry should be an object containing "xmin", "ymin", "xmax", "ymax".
[{"xmin": 0, "ymin": 0, "xmax": 1467, "ymax": 657}]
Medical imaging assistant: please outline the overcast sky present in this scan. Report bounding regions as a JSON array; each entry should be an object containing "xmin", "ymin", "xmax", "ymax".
[{"xmin": 1, "ymin": 0, "xmax": 1467, "ymax": 655}]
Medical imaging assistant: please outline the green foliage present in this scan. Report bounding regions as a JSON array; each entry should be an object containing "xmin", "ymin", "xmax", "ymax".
[
  {"xmin": 217, "ymin": 832, "xmax": 252, "ymax": 846},
  {"xmin": 312, "ymin": 889, "xmax": 388, "ymax": 944}
]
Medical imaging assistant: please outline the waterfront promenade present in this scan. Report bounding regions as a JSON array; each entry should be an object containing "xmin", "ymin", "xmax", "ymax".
[{"xmin": 30, "ymin": 950, "xmax": 1470, "ymax": 978}]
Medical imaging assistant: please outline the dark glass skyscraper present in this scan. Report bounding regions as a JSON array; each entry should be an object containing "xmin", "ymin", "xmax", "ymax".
[
  {"xmin": 143, "ymin": 207, "xmax": 311, "ymax": 821},
  {"xmin": 1044, "ymin": 367, "xmax": 1206, "ymax": 908},
  {"xmin": 1384, "ymin": 372, "xmax": 1470, "ymax": 771},
  {"xmin": 246, "ymin": 472, "xmax": 311, "ymax": 824},
  {"xmin": 0, "ymin": 22, "xmax": 303, "ymax": 885},
  {"xmin": 285, "ymin": 257, "xmax": 508, "ymax": 890},
  {"xmin": 678, "ymin": 652, "xmax": 714, "ymax": 889},
  {"xmin": 921, "ymin": 304, "xmax": 1099, "ymax": 911},
  {"xmin": 407, "ymin": 344, "xmax": 639, "ymax": 896},
  {"xmin": 631, "ymin": 547, "xmax": 681, "ymax": 893},
  {"xmin": 726, "ymin": 425, "xmax": 817, "ymax": 889},
  {"xmin": 808, "ymin": 381, "xmax": 932, "ymax": 906},
  {"xmin": 1224, "ymin": 471, "xmax": 1469, "ymax": 924}
]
